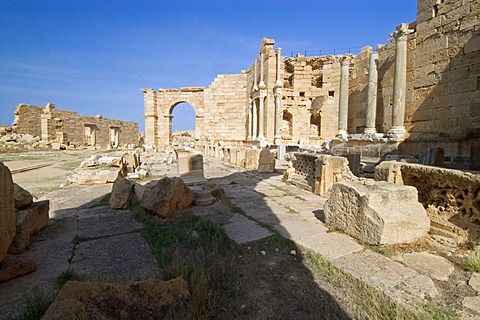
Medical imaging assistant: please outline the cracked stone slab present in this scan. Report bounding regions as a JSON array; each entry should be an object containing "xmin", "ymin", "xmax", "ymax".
[
  {"xmin": 333, "ymin": 250, "xmax": 419, "ymax": 291},
  {"xmin": 70, "ymin": 233, "xmax": 162, "ymax": 283},
  {"xmin": 463, "ymin": 296, "xmax": 480, "ymax": 314},
  {"xmin": 468, "ymin": 273, "xmax": 480, "ymax": 293},
  {"xmin": 222, "ymin": 214, "xmax": 272, "ymax": 244},
  {"xmin": 77, "ymin": 210, "xmax": 143, "ymax": 239},
  {"xmin": 400, "ymin": 252, "xmax": 454, "ymax": 281},
  {"xmin": 296, "ymin": 232, "xmax": 363, "ymax": 260},
  {"xmin": 391, "ymin": 274, "xmax": 438, "ymax": 302}
]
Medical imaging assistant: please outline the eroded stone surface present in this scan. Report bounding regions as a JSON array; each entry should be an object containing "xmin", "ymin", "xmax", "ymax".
[
  {"xmin": 401, "ymin": 252, "xmax": 454, "ymax": 281},
  {"xmin": 13, "ymin": 183, "xmax": 33, "ymax": 209},
  {"xmin": 0, "ymin": 162, "xmax": 15, "ymax": 262},
  {"xmin": 70, "ymin": 233, "xmax": 162, "ymax": 283},
  {"xmin": 140, "ymin": 177, "xmax": 193, "ymax": 218},
  {"xmin": 324, "ymin": 181, "xmax": 429, "ymax": 245},
  {"xmin": 468, "ymin": 273, "xmax": 480, "ymax": 293},
  {"xmin": 109, "ymin": 175, "xmax": 133, "ymax": 210}
]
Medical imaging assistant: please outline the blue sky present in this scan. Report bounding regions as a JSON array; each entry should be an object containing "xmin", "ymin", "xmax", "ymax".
[{"xmin": 0, "ymin": 0, "xmax": 417, "ymax": 132}]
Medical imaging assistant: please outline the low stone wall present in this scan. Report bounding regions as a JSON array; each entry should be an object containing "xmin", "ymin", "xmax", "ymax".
[
  {"xmin": 375, "ymin": 161, "xmax": 480, "ymax": 242},
  {"xmin": 197, "ymin": 144, "xmax": 263, "ymax": 171},
  {"xmin": 284, "ymin": 153, "xmax": 356, "ymax": 196}
]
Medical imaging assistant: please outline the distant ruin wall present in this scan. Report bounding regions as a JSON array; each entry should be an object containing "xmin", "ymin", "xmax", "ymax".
[
  {"xmin": 13, "ymin": 103, "xmax": 138, "ymax": 148},
  {"xmin": 13, "ymin": 105, "xmax": 43, "ymax": 137}
]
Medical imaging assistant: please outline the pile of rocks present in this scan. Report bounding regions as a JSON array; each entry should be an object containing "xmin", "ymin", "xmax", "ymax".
[
  {"xmin": 65, "ymin": 152, "xmax": 151, "ymax": 186},
  {"xmin": 0, "ymin": 132, "xmax": 43, "ymax": 151},
  {"xmin": 0, "ymin": 162, "xmax": 49, "ymax": 283}
]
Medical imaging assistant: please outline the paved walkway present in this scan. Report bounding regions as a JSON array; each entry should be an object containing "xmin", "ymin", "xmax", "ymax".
[
  {"xmin": 1, "ymin": 153, "xmax": 478, "ymax": 318},
  {"xmin": 197, "ymin": 156, "xmax": 474, "ymax": 315}
]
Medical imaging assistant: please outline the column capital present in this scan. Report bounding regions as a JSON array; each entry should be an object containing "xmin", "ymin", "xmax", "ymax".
[
  {"xmin": 391, "ymin": 23, "xmax": 414, "ymax": 42},
  {"xmin": 340, "ymin": 55, "xmax": 350, "ymax": 65}
]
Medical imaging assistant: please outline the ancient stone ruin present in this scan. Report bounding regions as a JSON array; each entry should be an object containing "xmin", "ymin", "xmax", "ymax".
[
  {"xmin": 143, "ymin": 0, "xmax": 479, "ymax": 171},
  {"xmin": 12, "ymin": 103, "xmax": 139, "ymax": 149}
]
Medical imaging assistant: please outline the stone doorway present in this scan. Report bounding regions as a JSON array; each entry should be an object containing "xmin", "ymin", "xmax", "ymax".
[{"xmin": 170, "ymin": 102, "xmax": 197, "ymax": 147}]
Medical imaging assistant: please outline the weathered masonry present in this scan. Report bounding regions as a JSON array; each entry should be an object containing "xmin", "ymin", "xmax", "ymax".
[
  {"xmin": 13, "ymin": 103, "xmax": 139, "ymax": 148},
  {"xmin": 143, "ymin": 0, "xmax": 480, "ymax": 169}
]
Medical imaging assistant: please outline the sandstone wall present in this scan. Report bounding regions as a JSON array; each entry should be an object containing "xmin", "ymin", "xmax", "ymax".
[
  {"xmin": 409, "ymin": 0, "xmax": 479, "ymax": 161},
  {"xmin": 13, "ymin": 104, "xmax": 43, "ymax": 137},
  {"xmin": 203, "ymin": 74, "xmax": 248, "ymax": 140},
  {"xmin": 12, "ymin": 104, "xmax": 138, "ymax": 148}
]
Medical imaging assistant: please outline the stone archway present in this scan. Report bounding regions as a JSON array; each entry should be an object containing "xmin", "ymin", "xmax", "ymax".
[{"xmin": 169, "ymin": 102, "xmax": 197, "ymax": 147}]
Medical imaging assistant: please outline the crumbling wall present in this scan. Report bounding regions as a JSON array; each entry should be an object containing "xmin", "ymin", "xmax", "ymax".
[
  {"xmin": 13, "ymin": 105, "xmax": 43, "ymax": 137},
  {"xmin": 405, "ymin": 0, "xmax": 480, "ymax": 163},
  {"xmin": 281, "ymin": 55, "xmax": 342, "ymax": 143},
  {"xmin": 375, "ymin": 161, "xmax": 480, "ymax": 241},
  {"xmin": 12, "ymin": 104, "xmax": 138, "ymax": 148}
]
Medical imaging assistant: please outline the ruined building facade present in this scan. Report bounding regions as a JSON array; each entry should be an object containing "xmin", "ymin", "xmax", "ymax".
[
  {"xmin": 143, "ymin": 0, "xmax": 479, "ymax": 169},
  {"xmin": 13, "ymin": 103, "xmax": 139, "ymax": 148}
]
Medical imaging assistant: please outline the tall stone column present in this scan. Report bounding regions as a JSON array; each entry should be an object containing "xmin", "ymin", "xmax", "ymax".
[
  {"xmin": 389, "ymin": 23, "xmax": 412, "ymax": 138},
  {"xmin": 257, "ymin": 52, "xmax": 266, "ymax": 140},
  {"xmin": 274, "ymin": 47, "xmax": 283, "ymax": 145},
  {"xmin": 337, "ymin": 56, "xmax": 350, "ymax": 139},
  {"xmin": 364, "ymin": 53, "xmax": 379, "ymax": 135},
  {"xmin": 248, "ymin": 101, "xmax": 253, "ymax": 140},
  {"xmin": 257, "ymin": 93, "xmax": 266, "ymax": 140},
  {"xmin": 253, "ymin": 59, "xmax": 258, "ymax": 90},
  {"xmin": 252, "ymin": 99, "xmax": 258, "ymax": 139}
]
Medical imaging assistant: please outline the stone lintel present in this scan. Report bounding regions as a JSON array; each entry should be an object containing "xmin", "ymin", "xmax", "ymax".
[{"xmin": 180, "ymin": 87, "xmax": 205, "ymax": 92}]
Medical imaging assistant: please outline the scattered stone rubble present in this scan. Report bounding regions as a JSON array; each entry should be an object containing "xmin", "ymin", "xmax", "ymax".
[
  {"xmin": 0, "ymin": 162, "xmax": 49, "ymax": 283},
  {"xmin": 0, "ymin": 131, "xmax": 42, "ymax": 151},
  {"xmin": 65, "ymin": 151, "xmax": 151, "ymax": 186}
]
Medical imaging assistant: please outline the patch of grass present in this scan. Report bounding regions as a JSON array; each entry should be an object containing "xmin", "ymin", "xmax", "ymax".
[
  {"xmin": 10, "ymin": 288, "xmax": 56, "ymax": 320},
  {"xmin": 141, "ymin": 216, "xmax": 238, "ymax": 318},
  {"xmin": 461, "ymin": 252, "xmax": 480, "ymax": 272},
  {"xmin": 287, "ymin": 206, "xmax": 298, "ymax": 214},
  {"xmin": 271, "ymin": 185, "xmax": 306, "ymax": 200},
  {"xmin": 87, "ymin": 193, "xmax": 111, "ymax": 208}
]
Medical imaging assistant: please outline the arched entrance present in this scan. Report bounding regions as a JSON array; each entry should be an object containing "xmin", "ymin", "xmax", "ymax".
[{"xmin": 170, "ymin": 102, "xmax": 197, "ymax": 147}]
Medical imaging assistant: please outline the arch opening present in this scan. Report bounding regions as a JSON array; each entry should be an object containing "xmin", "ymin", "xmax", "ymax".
[{"xmin": 170, "ymin": 102, "xmax": 196, "ymax": 147}]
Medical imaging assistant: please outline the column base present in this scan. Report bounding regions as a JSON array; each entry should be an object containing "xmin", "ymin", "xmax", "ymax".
[
  {"xmin": 387, "ymin": 126, "xmax": 406, "ymax": 139},
  {"xmin": 257, "ymin": 135, "xmax": 268, "ymax": 148},
  {"xmin": 274, "ymin": 135, "xmax": 282, "ymax": 145},
  {"xmin": 336, "ymin": 130, "xmax": 348, "ymax": 141},
  {"xmin": 364, "ymin": 127, "xmax": 377, "ymax": 134}
]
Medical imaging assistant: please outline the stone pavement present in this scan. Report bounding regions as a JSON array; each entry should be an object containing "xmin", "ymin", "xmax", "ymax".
[
  {"xmin": 1, "ymin": 153, "xmax": 478, "ymax": 318},
  {"xmin": 0, "ymin": 187, "xmax": 161, "ymax": 319},
  {"xmin": 197, "ymin": 156, "xmax": 478, "ymax": 315}
]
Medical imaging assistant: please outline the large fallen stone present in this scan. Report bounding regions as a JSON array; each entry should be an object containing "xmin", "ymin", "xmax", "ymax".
[
  {"xmin": 109, "ymin": 175, "xmax": 133, "ymax": 210},
  {"xmin": 140, "ymin": 177, "xmax": 193, "ymax": 218},
  {"xmin": 13, "ymin": 183, "xmax": 33, "ymax": 209},
  {"xmin": 324, "ymin": 181, "xmax": 430, "ymax": 245},
  {"xmin": 67, "ymin": 168, "xmax": 119, "ymax": 185},
  {"xmin": 0, "ymin": 253, "xmax": 36, "ymax": 283},
  {"xmin": 0, "ymin": 162, "xmax": 15, "ymax": 262},
  {"xmin": 8, "ymin": 200, "xmax": 50, "ymax": 254},
  {"xmin": 42, "ymin": 277, "xmax": 190, "ymax": 320}
]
